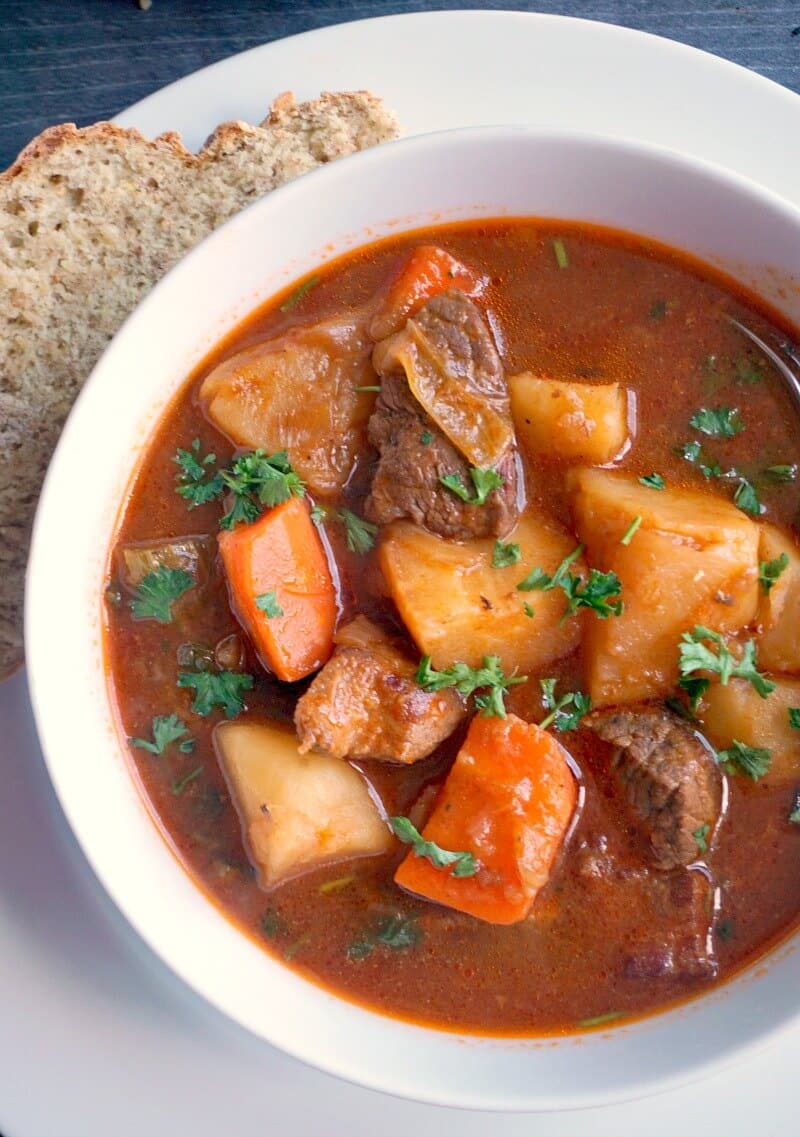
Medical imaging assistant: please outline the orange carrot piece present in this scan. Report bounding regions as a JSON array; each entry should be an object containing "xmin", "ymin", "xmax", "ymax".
[
  {"xmin": 394, "ymin": 715, "xmax": 577, "ymax": 924},
  {"xmin": 369, "ymin": 245, "xmax": 487, "ymax": 339},
  {"xmin": 218, "ymin": 497, "xmax": 336, "ymax": 683}
]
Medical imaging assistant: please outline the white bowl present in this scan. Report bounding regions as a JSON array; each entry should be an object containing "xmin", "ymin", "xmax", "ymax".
[{"xmin": 25, "ymin": 127, "xmax": 800, "ymax": 1111}]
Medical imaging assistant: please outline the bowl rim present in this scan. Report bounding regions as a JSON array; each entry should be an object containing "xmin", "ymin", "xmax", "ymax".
[{"xmin": 24, "ymin": 122, "xmax": 800, "ymax": 1111}]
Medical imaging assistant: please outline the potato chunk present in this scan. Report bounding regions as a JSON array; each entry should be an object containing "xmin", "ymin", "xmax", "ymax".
[
  {"xmin": 700, "ymin": 677, "xmax": 800, "ymax": 784},
  {"xmin": 199, "ymin": 312, "xmax": 376, "ymax": 497},
  {"xmin": 571, "ymin": 468, "xmax": 759, "ymax": 706},
  {"xmin": 379, "ymin": 510, "xmax": 582, "ymax": 674},
  {"xmin": 215, "ymin": 721, "xmax": 391, "ymax": 888},
  {"xmin": 757, "ymin": 524, "xmax": 800, "ymax": 673},
  {"xmin": 509, "ymin": 373, "xmax": 629, "ymax": 464}
]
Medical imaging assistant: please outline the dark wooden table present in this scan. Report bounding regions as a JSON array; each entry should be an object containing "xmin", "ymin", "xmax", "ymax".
[{"xmin": 1, "ymin": 0, "xmax": 799, "ymax": 170}]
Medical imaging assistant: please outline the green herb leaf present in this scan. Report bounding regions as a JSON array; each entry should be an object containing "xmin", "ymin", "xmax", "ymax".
[
  {"xmin": 172, "ymin": 765, "xmax": 203, "ymax": 795},
  {"xmin": 174, "ymin": 439, "xmax": 225, "ymax": 508},
  {"xmin": 347, "ymin": 913, "xmax": 421, "ymax": 960},
  {"xmin": 539, "ymin": 678, "xmax": 591, "ymax": 731},
  {"xmin": 280, "ymin": 273, "xmax": 320, "ymax": 312},
  {"xmin": 177, "ymin": 670, "xmax": 254, "ymax": 718},
  {"xmin": 440, "ymin": 466, "xmax": 505, "ymax": 507},
  {"xmin": 734, "ymin": 478, "xmax": 762, "ymax": 516},
  {"xmin": 255, "ymin": 590, "xmax": 283, "ymax": 619},
  {"xmin": 789, "ymin": 708, "xmax": 800, "ymax": 730},
  {"xmin": 492, "ymin": 540, "xmax": 521, "ymax": 568},
  {"xmin": 759, "ymin": 552, "xmax": 789, "ymax": 595},
  {"xmin": 789, "ymin": 790, "xmax": 800, "ymax": 824},
  {"xmin": 689, "ymin": 406, "xmax": 745, "ymax": 438},
  {"xmin": 717, "ymin": 739, "xmax": 772, "ymax": 781},
  {"xmin": 678, "ymin": 626, "xmax": 775, "ymax": 700},
  {"xmin": 764, "ymin": 464, "xmax": 798, "ymax": 483},
  {"xmin": 734, "ymin": 357, "xmax": 763, "ymax": 385},
  {"xmin": 516, "ymin": 543, "xmax": 622, "ymax": 619},
  {"xmin": 620, "ymin": 516, "xmax": 642, "ymax": 546},
  {"xmin": 318, "ymin": 875, "xmax": 355, "ymax": 895},
  {"xmin": 420, "ymin": 430, "xmax": 433, "ymax": 445},
  {"xmin": 310, "ymin": 504, "xmax": 328, "ymax": 525},
  {"xmin": 523, "ymin": 603, "xmax": 535, "ymax": 618},
  {"xmin": 130, "ymin": 566, "xmax": 194, "ymax": 623},
  {"xmin": 693, "ymin": 823, "xmax": 710, "ymax": 854},
  {"xmin": 517, "ymin": 544, "xmax": 584, "ymax": 592},
  {"xmin": 390, "ymin": 816, "xmax": 478, "ymax": 877},
  {"xmin": 552, "ymin": 238, "xmax": 569, "ymax": 269},
  {"xmin": 338, "ymin": 509, "xmax": 378, "ymax": 555},
  {"xmin": 716, "ymin": 917, "xmax": 735, "ymax": 941},
  {"xmin": 354, "ymin": 385, "xmax": 381, "ymax": 393},
  {"xmin": 676, "ymin": 440, "xmax": 722, "ymax": 479},
  {"xmin": 639, "ymin": 473, "xmax": 665, "ymax": 490},
  {"xmin": 130, "ymin": 713, "xmax": 192, "ymax": 755},
  {"xmin": 415, "ymin": 654, "xmax": 526, "ymax": 719},
  {"xmin": 260, "ymin": 906, "xmax": 286, "ymax": 939},
  {"xmin": 648, "ymin": 300, "xmax": 667, "ymax": 320},
  {"xmin": 219, "ymin": 450, "xmax": 305, "ymax": 529},
  {"xmin": 579, "ymin": 1011, "xmax": 624, "ymax": 1029}
]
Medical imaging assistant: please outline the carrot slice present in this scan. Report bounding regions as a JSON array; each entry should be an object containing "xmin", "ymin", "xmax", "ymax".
[
  {"xmin": 369, "ymin": 245, "xmax": 487, "ymax": 340},
  {"xmin": 394, "ymin": 715, "xmax": 577, "ymax": 924},
  {"xmin": 218, "ymin": 497, "xmax": 336, "ymax": 682}
]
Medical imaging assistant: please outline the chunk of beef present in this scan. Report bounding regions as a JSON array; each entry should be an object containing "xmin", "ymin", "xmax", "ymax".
[
  {"xmin": 294, "ymin": 616, "xmax": 465, "ymax": 764},
  {"xmin": 586, "ymin": 706, "xmax": 722, "ymax": 871},
  {"xmin": 365, "ymin": 291, "xmax": 519, "ymax": 540}
]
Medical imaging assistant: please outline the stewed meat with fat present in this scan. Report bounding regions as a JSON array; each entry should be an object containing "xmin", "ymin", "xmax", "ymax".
[
  {"xmin": 365, "ymin": 291, "xmax": 519, "ymax": 540},
  {"xmin": 294, "ymin": 616, "xmax": 465, "ymax": 764},
  {"xmin": 587, "ymin": 706, "xmax": 722, "ymax": 871}
]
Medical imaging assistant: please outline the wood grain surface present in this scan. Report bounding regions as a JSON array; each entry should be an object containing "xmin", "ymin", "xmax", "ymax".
[{"xmin": 1, "ymin": 0, "xmax": 799, "ymax": 169}]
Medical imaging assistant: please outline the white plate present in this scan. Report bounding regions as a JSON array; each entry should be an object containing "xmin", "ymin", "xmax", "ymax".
[{"xmin": 3, "ymin": 12, "xmax": 800, "ymax": 1136}]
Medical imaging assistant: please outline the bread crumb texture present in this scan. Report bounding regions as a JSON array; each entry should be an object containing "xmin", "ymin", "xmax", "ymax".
[{"xmin": 0, "ymin": 91, "xmax": 400, "ymax": 679}]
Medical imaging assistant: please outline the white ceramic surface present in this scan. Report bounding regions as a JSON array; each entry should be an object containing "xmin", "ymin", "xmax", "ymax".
[
  {"xmin": 5, "ymin": 12, "xmax": 800, "ymax": 1137},
  {"xmin": 24, "ymin": 124, "xmax": 800, "ymax": 1113}
]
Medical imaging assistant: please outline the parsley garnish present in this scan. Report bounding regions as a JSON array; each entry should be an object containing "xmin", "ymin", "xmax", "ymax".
[
  {"xmin": 390, "ymin": 816, "xmax": 478, "ymax": 877},
  {"xmin": 649, "ymin": 300, "xmax": 667, "ymax": 320},
  {"xmin": 177, "ymin": 670, "xmax": 254, "ymax": 718},
  {"xmin": 676, "ymin": 440, "xmax": 722, "ymax": 479},
  {"xmin": 716, "ymin": 917, "xmax": 735, "ymax": 941},
  {"xmin": 620, "ymin": 516, "xmax": 642, "ymax": 546},
  {"xmin": 639, "ymin": 472, "xmax": 665, "ymax": 490},
  {"xmin": 174, "ymin": 438, "xmax": 225, "ymax": 508},
  {"xmin": 693, "ymin": 823, "xmax": 710, "ymax": 853},
  {"xmin": 733, "ymin": 478, "xmax": 762, "ymax": 516},
  {"xmin": 347, "ymin": 913, "xmax": 421, "ymax": 961},
  {"xmin": 539, "ymin": 678, "xmax": 591, "ymax": 731},
  {"xmin": 492, "ymin": 540, "xmax": 521, "ymax": 568},
  {"xmin": 279, "ymin": 273, "xmax": 320, "ymax": 312},
  {"xmin": 717, "ymin": 740, "xmax": 772, "ymax": 781},
  {"xmin": 765, "ymin": 464, "xmax": 798, "ymax": 483},
  {"xmin": 678, "ymin": 626, "xmax": 775, "ymax": 703},
  {"xmin": 789, "ymin": 708, "xmax": 800, "ymax": 730},
  {"xmin": 318, "ymin": 875, "xmax": 355, "ymax": 895},
  {"xmin": 130, "ymin": 566, "xmax": 194, "ymax": 623},
  {"xmin": 553, "ymin": 238, "xmax": 569, "ymax": 269},
  {"xmin": 354, "ymin": 385, "xmax": 381, "ymax": 392},
  {"xmin": 172, "ymin": 765, "xmax": 203, "ymax": 795},
  {"xmin": 517, "ymin": 544, "xmax": 622, "ymax": 620},
  {"xmin": 130, "ymin": 713, "xmax": 194, "ymax": 755},
  {"xmin": 415, "ymin": 654, "xmax": 526, "ymax": 719},
  {"xmin": 579, "ymin": 1011, "xmax": 624, "ymax": 1029},
  {"xmin": 255, "ymin": 590, "xmax": 283, "ymax": 619},
  {"xmin": 420, "ymin": 430, "xmax": 433, "ymax": 445},
  {"xmin": 260, "ymin": 906, "xmax": 286, "ymax": 939},
  {"xmin": 759, "ymin": 552, "xmax": 789, "ymax": 595},
  {"xmin": 523, "ymin": 603, "xmax": 535, "ymax": 618},
  {"xmin": 789, "ymin": 790, "xmax": 800, "ymax": 824},
  {"xmin": 440, "ymin": 467, "xmax": 504, "ymax": 506},
  {"xmin": 310, "ymin": 504, "xmax": 328, "ymax": 525},
  {"xmin": 689, "ymin": 406, "xmax": 745, "ymax": 438},
  {"xmin": 338, "ymin": 509, "xmax": 378, "ymax": 555},
  {"xmin": 219, "ymin": 449, "xmax": 305, "ymax": 529}
]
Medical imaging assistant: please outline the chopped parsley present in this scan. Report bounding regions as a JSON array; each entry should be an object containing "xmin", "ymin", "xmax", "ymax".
[
  {"xmin": 390, "ymin": 816, "xmax": 478, "ymax": 877},
  {"xmin": 639, "ymin": 472, "xmax": 665, "ymax": 490},
  {"xmin": 279, "ymin": 273, "xmax": 320, "ymax": 312},
  {"xmin": 678, "ymin": 627, "xmax": 775, "ymax": 704},
  {"xmin": 648, "ymin": 300, "xmax": 667, "ymax": 320},
  {"xmin": 619, "ymin": 516, "xmax": 642, "ymax": 546},
  {"xmin": 717, "ymin": 740, "xmax": 772, "ymax": 781},
  {"xmin": 255, "ymin": 590, "xmax": 283, "ymax": 619},
  {"xmin": 318, "ymin": 875, "xmax": 355, "ymax": 895},
  {"xmin": 492, "ymin": 540, "xmax": 521, "ymax": 568},
  {"xmin": 552, "ymin": 238, "xmax": 569, "ymax": 269},
  {"xmin": 338, "ymin": 509, "xmax": 378, "ymax": 555},
  {"xmin": 689, "ymin": 406, "xmax": 745, "ymax": 438},
  {"xmin": 260, "ymin": 906, "xmax": 286, "ymax": 939},
  {"xmin": 347, "ymin": 913, "xmax": 421, "ymax": 961},
  {"xmin": 578, "ymin": 1011, "xmax": 624, "ymax": 1029},
  {"xmin": 676, "ymin": 440, "xmax": 722, "ymax": 479},
  {"xmin": 130, "ymin": 566, "xmax": 194, "ymax": 623},
  {"xmin": 693, "ymin": 823, "xmax": 710, "ymax": 854},
  {"xmin": 764, "ymin": 464, "xmax": 798, "ymax": 483},
  {"xmin": 733, "ymin": 478, "xmax": 763, "ymax": 516},
  {"xmin": 172, "ymin": 765, "xmax": 203, "ymax": 795},
  {"xmin": 789, "ymin": 708, "xmax": 800, "ymax": 730},
  {"xmin": 177, "ymin": 669, "xmax": 254, "ymax": 718},
  {"xmin": 219, "ymin": 449, "xmax": 305, "ymax": 529},
  {"xmin": 716, "ymin": 917, "xmax": 735, "ymax": 941},
  {"xmin": 310, "ymin": 504, "xmax": 328, "ymax": 525},
  {"xmin": 420, "ymin": 430, "xmax": 433, "ymax": 445},
  {"xmin": 539, "ymin": 678, "xmax": 591, "ymax": 732},
  {"xmin": 517, "ymin": 544, "xmax": 623, "ymax": 620},
  {"xmin": 173, "ymin": 438, "xmax": 225, "ymax": 508},
  {"xmin": 759, "ymin": 552, "xmax": 789, "ymax": 595},
  {"xmin": 415, "ymin": 654, "xmax": 526, "ymax": 719},
  {"xmin": 130, "ymin": 714, "xmax": 194, "ymax": 755},
  {"xmin": 440, "ymin": 466, "xmax": 505, "ymax": 506},
  {"xmin": 354, "ymin": 385, "xmax": 381, "ymax": 393},
  {"xmin": 523, "ymin": 603, "xmax": 535, "ymax": 618},
  {"xmin": 789, "ymin": 791, "xmax": 800, "ymax": 825}
]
